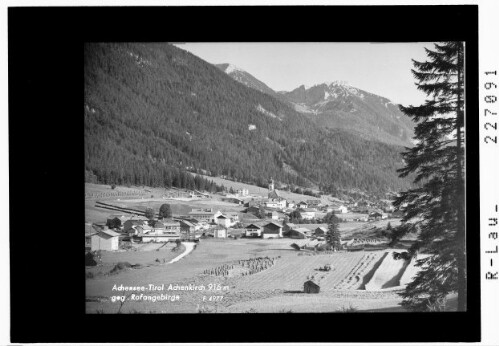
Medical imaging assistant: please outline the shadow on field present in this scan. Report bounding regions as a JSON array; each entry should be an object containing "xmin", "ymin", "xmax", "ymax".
[
  {"xmin": 284, "ymin": 290, "xmax": 305, "ymax": 294},
  {"xmin": 359, "ymin": 252, "xmax": 388, "ymax": 290}
]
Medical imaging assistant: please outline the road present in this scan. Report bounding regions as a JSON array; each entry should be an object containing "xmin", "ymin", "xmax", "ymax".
[{"xmin": 168, "ymin": 242, "xmax": 196, "ymax": 264}]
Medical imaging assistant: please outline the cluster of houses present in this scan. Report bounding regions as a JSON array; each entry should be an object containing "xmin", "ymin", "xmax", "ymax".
[{"xmin": 85, "ymin": 179, "xmax": 400, "ymax": 252}]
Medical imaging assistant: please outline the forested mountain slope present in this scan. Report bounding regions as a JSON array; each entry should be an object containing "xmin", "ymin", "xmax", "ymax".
[{"xmin": 84, "ymin": 43, "xmax": 412, "ymax": 194}]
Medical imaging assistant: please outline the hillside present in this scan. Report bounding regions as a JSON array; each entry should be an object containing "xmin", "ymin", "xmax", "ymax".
[{"xmin": 84, "ymin": 43, "xmax": 413, "ymax": 195}]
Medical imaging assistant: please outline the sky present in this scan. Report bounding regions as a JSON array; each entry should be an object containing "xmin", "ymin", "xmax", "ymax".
[{"xmin": 174, "ymin": 42, "xmax": 436, "ymax": 106}]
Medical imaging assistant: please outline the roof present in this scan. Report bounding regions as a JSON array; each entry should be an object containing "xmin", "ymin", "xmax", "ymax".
[
  {"xmin": 301, "ymin": 208, "xmax": 316, "ymax": 212},
  {"xmin": 265, "ymin": 221, "xmax": 283, "ymax": 228},
  {"xmin": 245, "ymin": 223, "xmax": 262, "ymax": 230},
  {"xmin": 188, "ymin": 211, "xmax": 214, "ymax": 215},
  {"xmin": 315, "ymin": 226, "xmax": 328, "ymax": 232},
  {"xmin": 295, "ymin": 227, "xmax": 311, "ymax": 234},
  {"xmin": 268, "ymin": 190, "xmax": 282, "ymax": 200},
  {"xmin": 286, "ymin": 223, "xmax": 297, "ymax": 229},
  {"xmin": 180, "ymin": 220, "xmax": 195, "ymax": 227},
  {"xmin": 217, "ymin": 215, "xmax": 228, "ymax": 219},
  {"xmin": 96, "ymin": 229, "xmax": 121, "ymax": 238},
  {"xmin": 298, "ymin": 201, "xmax": 308, "ymax": 205},
  {"xmin": 304, "ymin": 280, "xmax": 320, "ymax": 287}
]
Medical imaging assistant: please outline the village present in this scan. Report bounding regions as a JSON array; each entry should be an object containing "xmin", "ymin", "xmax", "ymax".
[{"xmin": 85, "ymin": 178, "xmax": 402, "ymax": 253}]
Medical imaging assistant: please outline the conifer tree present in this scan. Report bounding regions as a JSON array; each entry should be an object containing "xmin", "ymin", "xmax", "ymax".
[
  {"xmin": 394, "ymin": 42, "xmax": 465, "ymax": 311},
  {"xmin": 325, "ymin": 214, "xmax": 341, "ymax": 250}
]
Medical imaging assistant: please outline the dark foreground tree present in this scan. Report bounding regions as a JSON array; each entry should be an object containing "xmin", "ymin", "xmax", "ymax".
[
  {"xmin": 394, "ymin": 42, "xmax": 465, "ymax": 311},
  {"xmin": 325, "ymin": 214, "xmax": 341, "ymax": 250},
  {"xmin": 159, "ymin": 204, "xmax": 172, "ymax": 219}
]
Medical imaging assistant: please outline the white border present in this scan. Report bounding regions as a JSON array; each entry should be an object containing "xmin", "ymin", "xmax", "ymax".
[{"xmin": 2, "ymin": 1, "xmax": 498, "ymax": 345}]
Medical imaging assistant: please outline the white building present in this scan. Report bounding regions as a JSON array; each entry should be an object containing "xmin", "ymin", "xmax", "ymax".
[{"xmin": 300, "ymin": 208, "xmax": 316, "ymax": 220}]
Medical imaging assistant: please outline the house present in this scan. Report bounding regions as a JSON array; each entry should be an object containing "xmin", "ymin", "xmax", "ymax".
[
  {"xmin": 314, "ymin": 226, "xmax": 328, "ymax": 236},
  {"xmin": 188, "ymin": 208, "xmax": 216, "ymax": 222},
  {"xmin": 368, "ymin": 211, "xmax": 383, "ymax": 221},
  {"xmin": 161, "ymin": 219, "xmax": 181, "ymax": 232},
  {"xmin": 287, "ymin": 201, "xmax": 296, "ymax": 209},
  {"xmin": 304, "ymin": 280, "xmax": 320, "ymax": 294},
  {"xmin": 297, "ymin": 201, "xmax": 308, "ymax": 209},
  {"xmin": 332, "ymin": 205, "xmax": 348, "ymax": 214},
  {"xmin": 236, "ymin": 188, "xmax": 249, "ymax": 197},
  {"xmin": 89, "ymin": 229, "xmax": 120, "ymax": 251},
  {"xmin": 266, "ymin": 211, "xmax": 279, "ymax": 220},
  {"xmin": 262, "ymin": 221, "xmax": 283, "ymax": 239},
  {"xmin": 213, "ymin": 227, "xmax": 228, "ymax": 238},
  {"xmin": 215, "ymin": 214, "xmax": 231, "ymax": 228},
  {"xmin": 299, "ymin": 208, "xmax": 316, "ymax": 220},
  {"xmin": 245, "ymin": 223, "xmax": 263, "ymax": 237},
  {"xmin": 225, "ymin": 212, "xmax": 240, "ymax": 226}
]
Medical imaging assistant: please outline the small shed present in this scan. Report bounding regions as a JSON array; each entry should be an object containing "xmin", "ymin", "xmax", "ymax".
[
  {"xmin": 90, "ymin": 229, "xmax": 120, "ymax": 251},
  {"xmin": 314, "ymin": 226, "xmax": 328, "ymax": 236},
  {"xmin": 304, "ymin": 280, "xmax": 320, "ymax": 294}
]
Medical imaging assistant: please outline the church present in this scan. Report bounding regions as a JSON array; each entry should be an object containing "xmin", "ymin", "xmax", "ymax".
[{"xmin": 265, "ymin": 178, "xmax": 287, "ymax": 209}]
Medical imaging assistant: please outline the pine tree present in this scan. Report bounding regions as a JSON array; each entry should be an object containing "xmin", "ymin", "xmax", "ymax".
[
  {"xmin": 159, "ymin": 204, "xmax": 172, "ymax": 219},
  {"xmin": 325, "ymin": 214, "xmax": 341, "ymax": 251},
  {"xmin": 145, "ymin": 207, "xmax": 155, "ymax": 220},
  {"xmin": 394, "ymin": 42, "xmax": 465, "ymax": 311}
]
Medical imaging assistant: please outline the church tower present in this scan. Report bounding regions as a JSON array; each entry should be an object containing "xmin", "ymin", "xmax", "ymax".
[{"xmin": 268, "ymin": 178, "xmax": 275, "ymax": 193}]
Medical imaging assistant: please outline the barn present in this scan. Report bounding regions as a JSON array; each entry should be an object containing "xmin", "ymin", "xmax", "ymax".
[
  {"xmin": 90, "ymin": 229, "xmax": 120, "ymax": 251},
  {"xmin": 304, "ymin": 280, "xmax": 320, "ymax": 294},
  {"xmin": 262, "ymin": 221, "xmax": 283, "ymax": 239},
  {"xmin": 314, "ymin": 226, "xmax": 328, "ymax": 236}
]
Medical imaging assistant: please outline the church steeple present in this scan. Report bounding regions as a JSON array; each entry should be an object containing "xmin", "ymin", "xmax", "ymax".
[{"xmin": 268, "ymin": 178, "xmax": 275, "ymax": 192}]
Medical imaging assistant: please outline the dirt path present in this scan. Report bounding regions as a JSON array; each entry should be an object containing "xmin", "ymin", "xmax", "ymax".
[{"xmin": 169, "ymin": 242, "xmax": 196, "ymax": 264}]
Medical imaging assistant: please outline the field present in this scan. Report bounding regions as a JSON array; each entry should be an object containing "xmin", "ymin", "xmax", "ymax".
[{"xmin": 86, "ymin": 236, "xmax": 431, "ymax": 314}]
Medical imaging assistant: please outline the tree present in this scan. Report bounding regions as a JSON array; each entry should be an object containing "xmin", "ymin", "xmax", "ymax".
[
  {"xmin": 322, "ymin": 212, "xmax": 338, "ymax": 224},
  {"xmin": 393, "ymin": 42, "xmax": 465, "ymax": 311},
  {"xmin": 106, "ymin": 217, "xmax": 121, "ymax": 230},
  {"xmin": 325, "ymin": 214, "xmax": 341, "ymax": 251},
  {"xmin": 386, "ymin": 222, "xmax": 392, "ymax": 231},
  {"xmin": 257, "ymin": 205, "xmax": 266, "ymax": 219},
  {"xmin": 145, "ymin": 207, "xmax": 155, "ymax": 220},
  {"xmin": 159, "ymin": 204, "xmax": 172, "ymax": 219}
]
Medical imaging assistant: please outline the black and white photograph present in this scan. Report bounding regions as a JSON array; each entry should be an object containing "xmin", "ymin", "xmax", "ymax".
[
  {"xmin": 84, "ymin": 41, "xmax": 467, "ymax": 314},
  {"xmin": 6, "ymin": 3, "xmax": 494, "ymax": 344}
]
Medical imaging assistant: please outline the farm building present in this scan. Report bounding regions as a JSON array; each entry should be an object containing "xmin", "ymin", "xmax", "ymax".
[
  {"xmin": 288, "ymin": 228, "xmax": 307, "ymax": 239},
  {"xmin": 304, "ymin": 280, "xmax": 320, "ymax": 294},
  {"xmin": 262, "ymin": 221, "xmax": 283, "ymax": 239},
  {"xmin": 266, "ymin": 211, "xmax": 279, "ymax": 220},
  {"xmin": 314, "ymin": 226, "xmax": 328, "ymax": 236},
  {"xmin": 214, "ymin": 227, "xmax": 228, "ymax": 238},
  {"xmin": 89, "ymin": 229, "xmax": 120, "ymax": 251},
  {"xmin": 245, "ymin": 223, "xmax": 263, "ymax": 237}
]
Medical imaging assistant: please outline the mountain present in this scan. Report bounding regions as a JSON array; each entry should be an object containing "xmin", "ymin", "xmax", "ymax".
[
  {"xmin": 216, "ymin": 63, "xmax": 280, "ymax": 98},
  {"xmin": 217, "ymin": 65, "xmax": 414, "ymax": 147},
  {"xmin": 281, "ymin": 82, "xmax": 415, "ymax": 147},
  {"xmin": 84, "ymin": 43, "xmax": 413, "ymax": 195}
]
